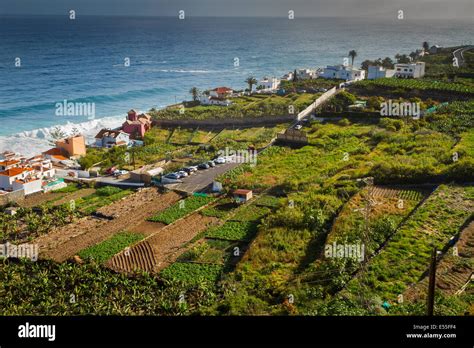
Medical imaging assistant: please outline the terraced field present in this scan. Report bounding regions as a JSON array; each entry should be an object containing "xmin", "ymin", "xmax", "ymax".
[
  {"xmin": 107, "ymin": 213, "xmax": 218, "ymax": 274},
  {"xmin": 325, "ymin": 186, "xmax": 429, "ymax": 252},
  {"xmin": 190, "ymin": 129, "xmax": 217, "ymax": 144},
  {"xmin": 36, "ymin": 190, "xmax": 181, "ymax": 262},
  {"xmin": 344, "ymin": 184, "xmax": 474, "ymax": 301},
  {"xmin": 404, "ymin": 220, "xmax": 474, "ymax": 300},
  {"xmin": 169, "ymin": 128, "xmax": 194, "ymax": 144},
  {"xmin": 107, "ymin": 240, "xmax": 157, "ymax": 273}
]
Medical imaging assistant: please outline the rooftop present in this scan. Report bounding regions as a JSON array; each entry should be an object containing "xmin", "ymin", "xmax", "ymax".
[{"xmin": 0, "ymin": 167, "xmax": 33, "ymax": 177}]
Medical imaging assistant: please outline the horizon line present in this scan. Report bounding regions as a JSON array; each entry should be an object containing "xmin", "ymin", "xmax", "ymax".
[{"xmin": 0, "ymin": 13, "xmax": 471, "ymax": 20}]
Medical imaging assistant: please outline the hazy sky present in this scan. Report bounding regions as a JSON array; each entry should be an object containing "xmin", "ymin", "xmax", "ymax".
[{"xmin": 1, "ymin": 0, "xmax": 473, "ymax": 19}]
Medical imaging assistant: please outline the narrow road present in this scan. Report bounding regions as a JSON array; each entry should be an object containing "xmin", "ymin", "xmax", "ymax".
[{"xmin": 453, "ymin": 46, "xmax": 474, "ymax": 67}]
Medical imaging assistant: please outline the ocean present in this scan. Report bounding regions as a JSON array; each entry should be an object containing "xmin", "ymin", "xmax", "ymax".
[{"xmin": 0, "ymin": 15, "xmax": 473, "ymax": 156}]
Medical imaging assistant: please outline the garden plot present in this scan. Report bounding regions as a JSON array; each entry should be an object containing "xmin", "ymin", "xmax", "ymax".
[
  {"xmin": 404, "ymin": 220, "xmax": 474, "ymax": 301},
  {"xmin": 107, "ymin": 213, "xmax": 218, "ymax": 274},
  {"xmin": 344, "ymin": 184, "xmax": 474, "ymax": 300},
  {"xmin": 148, "ymin": 195, "xmax": 215, "ymax": 224},
  {"xmin": 78, "ymin": 231, "xmax": 144, "ymax": 263},
  {"xmin": 168, "ymin": 128, "xmax": 194, "ymax": 145},
  {"xmin": 160, "ymin": 262, "xmax": 223, "ymax": 285},
  {"xmin": 325, "ymin": 186, "xmax": 428, "ymax": 252},
  {"xmin": 36, "ymin": 190, "xmax": 180, "ymax": 262},
  {"xmin": 190, "ymin": 129, "xmax": 216, "ymax": 144}
]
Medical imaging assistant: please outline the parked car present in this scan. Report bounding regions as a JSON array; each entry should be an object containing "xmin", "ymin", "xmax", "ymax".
[
  {"xmin": 177, "ymin": 170, "xmax": 188, "ymax": 177},
  {"xmin": 214, "ymin": 157, "xmax": 226, "ymax": 164},
  {"xmin": 295, "ymin": 124, "xmax": 303, "ymax": 130},
  {"xmin": 182, "ymin": 168, "xmax": 193, "ymax": 175},
  {"xmin": 208, "ymin": 160, "xmax": 216, "ymax": 167},
  {"xmin": 224, "ymin": 155, "xmax": 235, "ymax": 163},
  {"xmin": 105, "ymin": 166, "xmax": 117, "ymax": 175},
  {"xmin": 187, "ymin": 166, "xmax": 198, "ymax": 173},
  {"xmin": 164, "ymin": 173, "xmax": 180, "ymax": 180},
  {"xmin": 113, "ymin": 169, "xmax": 129, "ymax": 177},
  {"xmin": 198, "ymin": 163, "xmax": 210, "ymax": 170}
]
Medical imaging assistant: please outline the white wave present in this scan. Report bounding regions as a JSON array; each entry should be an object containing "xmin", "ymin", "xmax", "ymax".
[
  {"xmin": 0, "ymin": 115, "xmax": 125, "ymax": 157},
  {"xmin": 158, "ymin": 69, "xmax": 215, "ymax": 73}
]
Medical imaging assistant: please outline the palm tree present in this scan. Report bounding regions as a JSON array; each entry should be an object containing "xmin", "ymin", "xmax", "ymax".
[
  {"xmin": 422, "ymin": 41, "xmax": 430, "ymax": 51},
  {"xmin": 49, "ymin": 126, "xmax": 67, "ymax": 146},
  {"xmin": 293, "ymin": 69, "xmax": 298, "ymax": 82},
  {"xmin": 245, "ymin": 76, "xmax": 257, "ymax": 92},
  {"xmin": 349, "ymin": 50, "xmax": 357, "ymax": 67},
  {"xmin": 189, "ymin": 87, "xmax": 200, "ymax": 101}
]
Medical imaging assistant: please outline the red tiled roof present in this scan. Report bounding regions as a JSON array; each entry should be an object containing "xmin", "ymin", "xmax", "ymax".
[
  {"xmin": 0, "ymin": 159, "xmax": 20, "ymax": 166},
  {"xmin": 213, "ymin": 87, "xmax": 233, "ymax": 93},
  {"xmin": 233, "ymin": 189, "xmax": 252, "ymax": 195},
  {"xmin": 95, "ymin": 129, "xmax": 126, "ymax": 139},
  {"xmin": 43, "ymin": 148, "xmax": 62, "ymax": 156},
  {"xmin": 0, "ymin": 167, "xmax": 33, "ymax": 177}
]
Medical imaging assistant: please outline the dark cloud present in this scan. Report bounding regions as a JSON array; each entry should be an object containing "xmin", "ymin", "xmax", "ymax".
[{"xmin": 1, "ymin": 0, "xmax": 473, "ymax": 19}]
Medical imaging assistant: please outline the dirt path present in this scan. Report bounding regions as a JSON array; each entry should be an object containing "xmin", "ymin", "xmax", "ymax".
[
  {"xmin": 36, "ymin": 189, "xmax": 181, "ymax": 262},
  {"xmin": 107, "ymin": 213, "xmax": 217, "ymax": 274}
]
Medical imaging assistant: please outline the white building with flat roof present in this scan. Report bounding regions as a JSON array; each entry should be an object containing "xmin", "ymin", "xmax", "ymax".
[
  {"xmin": 295, "ymin": 68, "xmax": 318, "ymax": 80},
  {"xmin": 281, "ymin": 72, "xmax": 294, "ymax": 81},
  {"xmin": 320, "ymin": 65, "xmax": 366, "ymax": 81},
  {"xmin": 257, "ymin": 77, "xmax": 280, "ymax": 92},
  {"xmin": 394, "ymin": 62, "xmax": 425, "ymax": 78},
  {"xmin": 368, "ymin": 66, "xmax": 396, "ymax": 80}
]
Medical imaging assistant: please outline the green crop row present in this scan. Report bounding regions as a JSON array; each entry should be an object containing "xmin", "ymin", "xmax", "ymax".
[
  {"xmin": 160, "ymin": 262, "xmax": 223, "ymax": 285},
  {"xmin": 148, "ymin": 196, "xmax": 215, "ymax": 224},
  {"xmin": 230, "ymin": 204, "xmax": 271, "ymax": 222},
  {"xmin": 206, "ymin": 221, "xmax": 258, "ymax": 241},
  {"xmin": 355, "ymin": 78, "xmax": 474, "ymax": 94},
  {"xmin": 78, "ymin": 232, "xmax": 144, "ymax": 263}
]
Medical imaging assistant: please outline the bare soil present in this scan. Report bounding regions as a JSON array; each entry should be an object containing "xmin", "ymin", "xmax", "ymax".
[
  {"xmin": 107, "ymin": 213, "xmax": 218, "ymax": 274},
  {"xmin": 35, "ymin": 188, "xmax": 181, "ymax": 262}
]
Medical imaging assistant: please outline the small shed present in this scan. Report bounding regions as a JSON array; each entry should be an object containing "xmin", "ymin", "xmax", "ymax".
[
  {"xmin": 211, "ymin": 181, "xmax": 223, "ymax": 193},
  {"xmin": 130, "ymin": 161, "xmax": 166, "ymax": 185},
  {"xmin": 233, "ymin": 189, "xmax": 253, "ymax": 204}
]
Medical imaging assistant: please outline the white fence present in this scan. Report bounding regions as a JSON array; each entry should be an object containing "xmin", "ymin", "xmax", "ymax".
[{"xmin": 297, "ymin": 87, "xmax": 338, "ymax": 121}]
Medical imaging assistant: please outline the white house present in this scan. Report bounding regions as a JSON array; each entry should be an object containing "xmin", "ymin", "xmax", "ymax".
[
  {"xmin": 12, "ymin": 178, "xmax": 42, "ymax": 195},
  {"xmin": 26, "ymin": 156, "xmax": 56, "ymax": 179},
  {"xmin": 200, "ymin": 96, "xmax": 232, "ymax": 106},
  {"xmin": 394, "ymin": 62, "xmax": 425, "ymax": 78},
  {"xmin": 320, "ymin": 65, "xmax": 366, "ymax": 81},
  {"xmin": 0, "ymin": 159, "xmax": 20, "ymax": 171},
  {"xmin": 209, "ymin": 87, "xmax": 233, "ymax": 99},
  {"xmin": 295, "ymin": 68, "xmax": 318, "ymax": 80},
  {"xmin": 94, "ymin": 129, "xmax": 130, "ymax": 148},
  {"xmin": 0, "ymin": 167, "xmax": 36, "ymax": 191},
  {"xmin": 281, "ymin": 72, "xmax": 294, "ymax": 81},
  {"xmin": 367, "ymin": 66, "xmax": 396, "ymax": 80},
  {"xmin": 0, "ymin": 151, "xmax": 18, "ymax": 162},
  {"xmin": 257, "ymin": 77, "xmax": 280, "ymax": 92}
]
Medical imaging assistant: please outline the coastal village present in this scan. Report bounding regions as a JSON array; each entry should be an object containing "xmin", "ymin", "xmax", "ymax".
[
  {"xmin": 1, "ymin": 43, "xmax": 473, "ymax": 317},
  {"xmin": 0, "ymin": 45, "xmax": 433, "ymax": 202}
]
